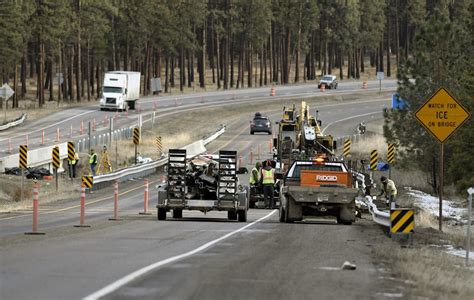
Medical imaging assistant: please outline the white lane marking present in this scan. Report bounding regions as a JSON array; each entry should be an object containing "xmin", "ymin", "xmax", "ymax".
[
  {"xmin": 83, "ymin": 210, "xmax": 277, "ymax": 300},
  {"xmin": 321, "ymin": 111, "xmax": 381, "ymax": 134},
  {"xmin": 0, "ymin": 110, "xmax": 93, "ymax": 142}
]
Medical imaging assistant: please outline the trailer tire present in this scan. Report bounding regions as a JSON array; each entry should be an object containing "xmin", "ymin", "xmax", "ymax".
[
  {"xmin": 238, "ymin": 209, "xmax": 247, "ymax": 222},
  {"xmin": 228, "ymin": 211, "xmax": 237, "ymax": 220},
  {"xmin": 172, "ymin": 209, "xmax": 182, "ymax": 219},
  {"xmin": 157, "ymin": 208, "xmax": 167, "ymax": 220}
]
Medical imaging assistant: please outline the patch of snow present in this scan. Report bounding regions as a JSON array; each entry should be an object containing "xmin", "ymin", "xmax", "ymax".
[
  {"xmin": 445, "ymin": 244, "xmax": 474, "ymax": 260},
  {"xmin": 405, "ymin": 187, "xmax": 466, "ymax": 222}
]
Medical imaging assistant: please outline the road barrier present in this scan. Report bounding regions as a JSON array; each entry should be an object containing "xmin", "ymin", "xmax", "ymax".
[
  {"xmin": 361, "ymin": 196, "xmax": 391, "ymax": 227},
  {"xmin": 25, "ymin": 181, "xmax": 45, "ymax": 235},
  {"xmin": 109, "ymin": 181, "xmax": 120, "ymax": 221},
  {"xmin": 139, "ymin": 179, "xmax": 151, "ymax": 215},
  {"xmin": 0, "ymin": 113, "xmax": 27, "ymax": 131},
  {"xmin": 74, "ymin": 184, "xmax": 91, "ymax": 228}
]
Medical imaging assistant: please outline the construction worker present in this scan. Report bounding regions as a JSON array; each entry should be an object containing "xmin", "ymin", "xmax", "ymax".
[
  {"xmin": 261, "ymin": 159, "xmax": 275, "ymax": 209},
  {"xmin": 249, "ymin": 162, "xmax": 262, "ymax": 185},
  {"xmin": 89, "ymin": 149, "xmax": 98, "ymax": 176},
  {"xmin": 380, "ymin": 176, "xmax": 397, "ymax": 208},
  {"xmin": 68, "ymin": 150, "xmax": 79, "ymax": 178}
]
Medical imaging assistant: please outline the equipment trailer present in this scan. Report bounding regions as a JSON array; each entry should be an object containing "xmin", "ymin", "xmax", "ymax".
[{"xmin": 157, "ymin": 149, "xmax": 249, "ymax": 222}]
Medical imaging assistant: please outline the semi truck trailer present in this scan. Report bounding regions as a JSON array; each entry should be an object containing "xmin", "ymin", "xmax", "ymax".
[{"xmin": 100, "ymin": 71, "xmax": 140, "ymax": 111}]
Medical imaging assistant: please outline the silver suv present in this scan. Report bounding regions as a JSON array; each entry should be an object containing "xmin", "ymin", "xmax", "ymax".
[{"xmin": 318, "ymin": 75, "xmax": 338, "ymax": 89}]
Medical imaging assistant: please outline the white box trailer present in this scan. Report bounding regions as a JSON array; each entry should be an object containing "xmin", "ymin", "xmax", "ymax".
[{"xmin": 100, "ymin": 71, "xmax": 140, "ymax": 111}]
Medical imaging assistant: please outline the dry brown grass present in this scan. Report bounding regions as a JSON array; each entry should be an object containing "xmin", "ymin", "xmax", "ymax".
[
  {"xmin": 0, "ymin": 174, "xmax": 80, "ymax": 212},
  {"xmin": 374, "ymin": 241, "xmax": 474, "ymax": 299}
]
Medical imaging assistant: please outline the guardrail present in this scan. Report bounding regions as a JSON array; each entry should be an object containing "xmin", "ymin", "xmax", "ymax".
[
  {"xmin": 0, "ymin": 113, "xmax": 27, "ymax": 131},
  {"xmin": 358, "ymin": 195, "xmax": 390, "ymax": 227},
  {"xmin": 91, "ymin": 125, "xmax": 226, "ymax": 189}
]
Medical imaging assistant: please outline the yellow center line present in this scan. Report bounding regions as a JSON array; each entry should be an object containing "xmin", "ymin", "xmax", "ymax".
[{"xmin": 0, "ymin": 179, "xmax": 161, "ymax": 221}]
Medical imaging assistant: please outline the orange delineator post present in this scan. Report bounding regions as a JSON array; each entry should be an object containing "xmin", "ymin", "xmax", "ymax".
[
  {"xmin": 92, "ymin": 119, "xmax": 96, "ymax": 131},
  {"xmin": 270, "ymin": 86, "xmax": 276, "ymax": 96},
  {"xmin": 41, "ymin": 130, "xmax": 45, "ymax": 145},
  {"xmin": 258, "ymin": 144, "xmax": 262, "ymax": 159},
  {"xmin": 80, "ymin": 120, "xmax": 84, "ymax": 135},
  {"xmin": 238, "ymin": 155, "xmax": 243, "ymax": 169},
  {"xmin": 74, "ymin": 184, "xmax": 91, "ymax": 227},
  {"xmin": 139, "ymin": 179, "xmax": 151, "ymax": 215},
  {"xmin": 269, "ymin": 138, "xmax": 273, "ymax": 153},
  {"xmin": 25, "ymin": 182, "xmax": 45, "ymax": 235},
  {"xmin": 8, "ymin": 138, "xmax": 12, "ymax": 153},
  {"xmin": 56, "ymin": 128, "xmax": 60, "ymax": 142},
  {"xmin": 109, "ymin": 181, "xmax": 120, "ymax": 220},
  {"xmin": 362, "ymin": 81, "xmax": 368, "ymax": 89},
  {"xmin": 320, "ymin": 83, "xmax": 326, "ymax": 92}
]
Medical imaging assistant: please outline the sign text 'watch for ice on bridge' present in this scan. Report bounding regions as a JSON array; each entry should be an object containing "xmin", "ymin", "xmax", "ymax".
[{"xmin": 415, "ymin": 88, "xmax": 470, "ymax": 143}]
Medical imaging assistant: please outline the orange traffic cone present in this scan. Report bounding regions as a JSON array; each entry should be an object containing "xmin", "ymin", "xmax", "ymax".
[
  {"xmin": 270, "ymin": 85, "xmax": 276, "ymax": 96},
  {"xmin": 362, "ymin": 81, "xmax": 368, "ymax": 89},
  {"xmin": 320, "ymin": 83, "xmax": 326, "ymax": 92}
]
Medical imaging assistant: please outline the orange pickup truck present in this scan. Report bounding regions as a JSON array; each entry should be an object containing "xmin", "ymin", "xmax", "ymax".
[{"xmin": 279, "ymin": 160, "xmax": 358, "ymax": 224}]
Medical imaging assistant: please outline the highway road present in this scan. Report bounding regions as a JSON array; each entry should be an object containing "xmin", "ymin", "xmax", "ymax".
[
  {"xmin": 0, "ymin": 79, "xmax": 396, "ymax": 158},
  {"xmin": 0, "ymin": 83, "xmax": 405, "ymax": 300}
]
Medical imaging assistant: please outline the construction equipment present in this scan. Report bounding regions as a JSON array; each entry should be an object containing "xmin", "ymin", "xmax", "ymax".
[
  {"xmin": 273, "ymin": 102, "xmax": 336, "ymax": 172},
  {"xmin": 97, "ymin": 145, "xmax": 112, "ymax": 175},
  {"xmin": 279, "ymin": 158, "xmax": 358, "ymax": 224},
  {"xmin": 156, "ymin": 149, "xmax": 249, "ymax": 221}
]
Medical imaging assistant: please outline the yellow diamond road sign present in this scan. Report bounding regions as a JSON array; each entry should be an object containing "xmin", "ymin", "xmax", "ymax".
[{"xmin": 415, "ymin": 88, "xmax": 470, "ymax": 143}]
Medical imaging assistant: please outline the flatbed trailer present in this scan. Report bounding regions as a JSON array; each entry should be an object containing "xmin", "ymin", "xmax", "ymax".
[{"xmin": 156, "ymin": 149, "xmax": 249, "ymax": 222}]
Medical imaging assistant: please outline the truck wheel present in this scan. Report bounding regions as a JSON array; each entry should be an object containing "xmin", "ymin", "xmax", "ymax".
[
  {"xmin": 172, "ymin": 209, "xmax": 182, "ymax": 219},
  {"xmin": 238, "ymin": 209, "xmax": 247, "ymax": 222},
  {"xmin": 250, "ymin": 131, "xmax": 254, "ymax": 135},
  {"xmin": 279, "ymin": 204, "xmax": 286, "ymax": 222},
  {"xmin": 157, "ymin": 208, "xmax": 167, "ymax": 220},
  {"xmin": 228, "ymin": 211, "xmax": 237, "ymax": 220},
  {"xmin": 337, "ymin": 206, "xmax": 354, "ymax": 225}
]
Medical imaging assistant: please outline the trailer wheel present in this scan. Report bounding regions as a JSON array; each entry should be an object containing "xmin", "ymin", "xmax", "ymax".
[
  {"xmin": 228, "ymin": 211, "xmax": 237, "ymax": 220},
  {"xmin": 172, "ymin": 209, "xmax": 182, "ymax": 219},
  {"xmin": 237, "ymin": 209, "xmax": 247, "ymax": 222},
  {"xmin": 157, "ymin": 208, "xmax": 167, "ymax": 220}
]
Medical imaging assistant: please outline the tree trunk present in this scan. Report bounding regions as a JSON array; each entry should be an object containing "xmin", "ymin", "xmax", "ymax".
[
  {"xmin": 38, "ymin": 42, "xmax": 45, "ymax": 107},
  {"xmin": 216, "ymin": 31, "xmax": 221, "ymax": 89},
  {"xmin": 21, "ymin": 52, "xmax": 27, "ymax": 98},
  {"xmin": 165, "ymin": 55, "xmax": 169, "ymax": 93},
  {"xmin": 379, "ymin": 41, "xmax": 384, "ymax": 72},
  {"xmin": 13, "ymin": 65, "xmax": 18, "ymax": 108}
]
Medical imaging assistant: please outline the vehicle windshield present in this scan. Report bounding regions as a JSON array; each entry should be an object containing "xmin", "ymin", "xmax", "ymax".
[
  {"xmin": 103, "ymin": 86, "xmax": 123, "ymax": 93},
  {"xmin": 322, "ymin": 76, "xmax": 333, "ymax": 81},
  {"xmin": 287, "ymin": 162, "xmax": 344, "ymax": 180},
  {"xmin": 254, "ymin": 118, "xmax": 269, "ymax": 124}
]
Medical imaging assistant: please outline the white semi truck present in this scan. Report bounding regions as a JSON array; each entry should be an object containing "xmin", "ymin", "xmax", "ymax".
[{"xmin": 100, "ymin": 71, "xmax": 140, "ymax": 111}]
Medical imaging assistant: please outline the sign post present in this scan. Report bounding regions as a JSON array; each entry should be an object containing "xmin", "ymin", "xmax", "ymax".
[
  {"xmin": 133, "ymin": 127, "xmax": 140, "ymax": 164},
  {"xmin": 415, "ymin": 87, "xmax": 471, "ymax": 231},
  {"xmin": 376, "ymin": 72, "xmax": 384, "ymax": 94},
  {"xmin": 52, "ymin": 146, "xmax": 60, "ymax": 191},
  {"xmin": 0, "ymin": 83, "xmax": 15, "ymax": 124},
  {"xmin": 19, "ymin": 145, "xmax": 28, "ymax": 202},
  {"xmin": 467, "ymin": 187, "xmax": 473, "ymax": 267}
]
